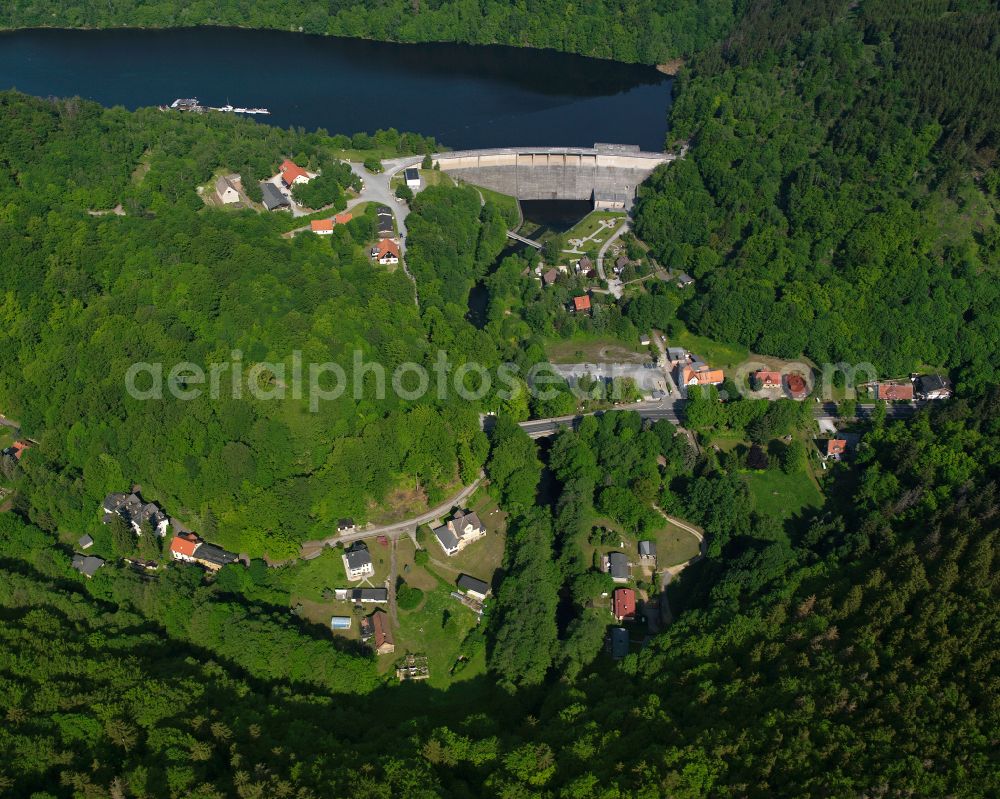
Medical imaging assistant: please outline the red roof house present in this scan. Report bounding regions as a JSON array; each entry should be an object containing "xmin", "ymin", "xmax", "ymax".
[
  {"xmin": 875, "ymin": 382, "xmax": 914, "ymax": 401},
  {"xmin": 753, "ymin": 370, "xmax": 782, "ymax": 389},
  {"xmin": 169, "ymin": 533, "xmax": 201, "ymax": 561},
  {"xmin": 372, "ymin": 238, "xmax": 400, "ymax": 264},
  {"xmin": 334, "ymin": 212, "xmax": 353, "ymax": 224},
  {"xmin": 826, "ymin": 439, "xmax": 847, "ymax": 458},
  {"xmin": 279, "ymin": 159, "xmax": 310, "ymax": 186},
  {"xmin": 573, "ymin": 295, "xmax": 592, "ymax": 313},
  {"xmin": 785, "ymin": 373, "xmax": 809, "ymax": 398},
  {"xmin": 681, "ymin": 366, "xmax": 725, "ymax": 386},
  {"xmin": 310, "ymin": 219, "xmax": 334, "ymax": 234},
  {"xmin": 9, "ymin": 440, "xmax": 31, "ymax": 460},
  {"xmin": 613, "ymin": 588, "xmax": 636, "ymax": 621}
]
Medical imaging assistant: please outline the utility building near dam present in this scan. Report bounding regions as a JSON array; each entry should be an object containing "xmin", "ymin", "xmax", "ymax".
[{"xmin": 432, "ymin": 143, "xmax": 674, "ymax": 209}]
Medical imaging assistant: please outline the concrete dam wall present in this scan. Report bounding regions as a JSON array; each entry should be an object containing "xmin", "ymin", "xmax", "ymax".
[{"xmin": 433, "ymin": 144, "xmax": 674, "ymax": 207}]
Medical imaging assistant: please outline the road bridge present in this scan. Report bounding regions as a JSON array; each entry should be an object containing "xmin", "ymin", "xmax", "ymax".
[{"xmin": 435, "ymin": 143, "xmax": 675, "ymax": 209}]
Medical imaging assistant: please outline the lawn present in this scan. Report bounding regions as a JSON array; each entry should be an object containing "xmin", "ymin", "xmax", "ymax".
[
  {"xmin": 649, "ymin": 520, "xmax": 702, "ymax": 568},
  {"xmin": 457, "ymin": 181, "xmax": 521, "ymax": 228},
  {"xmin": 669, "ymin": 326, "xmax": 749, "ymax": 370},
  {"xmin": 546, "ymin": 335, "xmax": 651, "ymax": 364},
  {"xmin": 746, "ymin": 465, "xmax": 824, "ymax": 520},
  {"xmin": 563, "ymin": 210, "xmax": 626, "ymax": 244}
]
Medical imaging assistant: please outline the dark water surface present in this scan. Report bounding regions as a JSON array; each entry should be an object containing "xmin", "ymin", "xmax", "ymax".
[{"xmin": 0, "ymin": 27, "xmax": 672, "ymax": 149}]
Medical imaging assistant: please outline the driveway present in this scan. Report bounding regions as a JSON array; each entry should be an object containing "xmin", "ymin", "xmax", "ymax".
[{"xmin": 597, "ymin": 219, "xmax": 630, "ymax": 299}]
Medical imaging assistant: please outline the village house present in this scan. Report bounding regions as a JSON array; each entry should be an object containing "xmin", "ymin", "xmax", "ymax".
[
  {"xmin": 404, "ymin": 167, "xmax": 421, "ymax": 189},
  {"xmin": 372, "ymin": 238, "xmax": 400, "ymax": 265},
  {"xmin": 102, "ymin": 492, "xmax": 169, "ymax": 537},
  {"xmin": 824, "ymin": 439, "xmax": 848, "ymax": 461},
  {"xmin": 337, "ymin": 518, "xmax": 356, "ymax": 533},
  {"xmin": 640, "ymin": 334, "xmax": 651, "ymax": 347},
  {"xmin": 576, "ymin": 255, "xmax": 593, "ymax": 274},
  {"xmin": 753, "ymin": 370, "xmax": 782, "ymax": 390},
  {"xmin": 457, "ymin": 574, "xmax": 491, "ymax": 601},
  {"xmin": 785, "ymin": 373, "xmax": 809, "ymax": 399},
  {"xmin": 334, "ymin": 587, "xmax": 388, "ymax": 603},
  {"xmin": 678, "ymin": 364, "xmax": 725, "ymax": 388},
  {"xmin": 78, "ymin": 534, "xmax": 94, "ymax": 550},
  {"xmin": 638, "ymin": 540, "xmax": 656, "ymax": 565},
  {"xmin": 666, "ymin": 347, "xmax": 687, "ymax": 365},
  {"xmin": 433, "ymin": 510, "xmax": 486, "ymax": 556},
  {"xmin": 608, "ymin": 626, "xmax": 629, "ymax": 659},
  {"xmin": 371, "ymin": 609, "xmax": 395, "ymax": 654},
  {"xmin": 917, "ymin": 374, "xmax": 952, "ymax": 400},
  {"xmin": 342, "ymin": 541, "xmax": 375, "ymax": 581},
  {"xmin": 334, "ymin": 211, "xmax": 353, "ymax": 225},
  {"xmin": 2, "ymin": 440, "xmax": 31, "ymax": 460},
  {"xmin": 72, "ymin": 554, "xmax": 104, "ymax": 579},
  {"xmin": 169, "ymin": 532, "xmax": 239, "ymax": 571},
  {"xmin": 614, "ymin": 254, "xmax": 630, "ymax": 274},
  {"xmin": 676, "ymin": 273, "xmax": 694, "ymax": 288},
  {"xmin": 542, "ymin": 267, "xmax": 559, "ymax": 287},
  {"xmin": 311, "ymin": 219, "xmax": 334, "ymax": 234},
  {"xmin": 376, "ymin": 206, "xmax": 394, "ymax": 237},
  {"xmin": 215, "ymin": 174, "xmax": 241, "ymax": 204},
  {"xmin": 261, "ymin": 182, "xmax": 290, "ymax": 211},
  {"xmin": 279, "ymin": 159, "xmax": 311, "ymax": 187},
  {"xmin": 875, "ymin": 382, "xmax": 915, "ymax": 401},
  {"xmin": 572, "ymin": 294, "xmax": 592, "ymax": 314},
  {"xmin": 605, "ymin": 552, "xmax": 630, "ymax": 583},
  {"xmin": 613, "ymin": 587, "xmax": 636, "ymax": 621}
]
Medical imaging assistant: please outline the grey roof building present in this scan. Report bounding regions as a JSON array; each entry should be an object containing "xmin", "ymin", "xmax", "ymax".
[
  {"xmin": 261, "ymin": 182, "xmax": 290, "ymax": 211},
  {"xmin": 609, "ymin": 626, "xmax": 629, "ymax": 659},
  {"xmin": 607, "ymin": 552, "xmax": 630, "ymax": 582},
  {"xmin": 638, "ymin": 540, "xmax": 656, "ymax": 561},
  {"xmin": 72, "ymin": 554, "xmax": 104, "ymax": 578},
  {"xmin": 457, "ymin": 574, "xmax": 491, "ymax": 599},
  {"xmin": 917, "ymin": 374, "xmax": 952, "ymax": 399},
  {"xmin": 342, "ymin": 541, "xmax": 374, "ymax": 581},
  {"xmin": 102, "ymin": 492, "xmax": 169, "ymax": 536},
  {"xmin": 194, "ymin": 543, "xmax": 239, "ymax": 569},
  {"xmin": 78, "ymin": 534, "xmax": 94, "ymax": 550},
  {"xmin": 433, "ymin": 523, "xmax": 460, "ymax": 555},
  {"xmin": 351, "ymin": 587, "xmax": 388, "ymax": 603},
  {"xmin": 667, "ymin": 347, "xmax": 687, "ymax": 363}
]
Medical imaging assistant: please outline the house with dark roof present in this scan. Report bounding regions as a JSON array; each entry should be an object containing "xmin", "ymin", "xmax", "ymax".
[
  {"xmin": 404, "ymin": 167, "xmax": 420, "ymax": 189},
  {"xmin": 917, "ymin": 374, "xmax": 951, "ymax": 400},
  {"xmin": 78, "ymin": 534, "xmax": 94, "ymax": 550},
  {"xmin": 72, "ymin": 554, "xmax": 104, "ymax": 578},
  {"xmin": 376, "ymin": 206, "xmax": 394, "ymax": 237},
  {"xmin": 605, "ymin": 552, "xmax": 630, "ymax": 583},
  {"xmin": 335, "ymin": 587, "xmax": 388, "ymax": 603},
  {"xmin": 577, "ymin": 255, "xmax": 593, "ymax": 273},
  {"xmin": 432, "ymin": 510, "xmax": 486, "ymax": 556},
  {"xmin": 342, "ymin": 541, "xmax": 374, "ymax": 581},
  {"xmin": 666, "ymin": 347, "xmax": 687, "ymax": 364},
  {"xmin": 457, "ymin": 574, "xmax": 491, "ymax": 601},
  {"xmin": 337, "ymin": 518, "xmax": 356, "ymax": 532},
  {"xmin": 261, "ymin": 182, "xmax": 290, "ymax": 211},
  {"xmin": 215, "ymin": 174, "xmax": 241, "ymax": 204},
  {"xmin": 102, "ymin": 492, "xmax": 169, "ymax": 537},
  {"xmin": 542, "ymin": 267, "xmax": 559, "ymax": 287},
  {"xmin": 609, "ymin": 626, "xmax": 629, "ymax": 659},
  {"xmin": 193, "ymin": 543, "xmax": 239, "ymax": 571},
  {"xmin": 676, "ymin": 272, "xmax": 694, "ymax": 288}
]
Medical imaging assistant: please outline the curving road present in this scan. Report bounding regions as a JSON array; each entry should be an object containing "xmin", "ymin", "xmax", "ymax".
[{"xmin": 297, "ymin": 475, "xmax": 483, "ymax": 560}]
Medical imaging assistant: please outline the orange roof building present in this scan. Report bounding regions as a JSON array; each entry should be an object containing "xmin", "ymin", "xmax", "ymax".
[
  {"xmin": 875, "ymin": 382, "xmax": 915, "ymax": 401},
  {"xmin": 169, "ymin": 533, "xmax": 200, "ymax": 560},
  {"xmin": 334, "ymin": 212, "xmax": 353, "ymax": 224},
  {"xmin": 279, "ymin": 159, "xmax": 310, "ymax": 186},
  {"xmin": 753, "ymin": 370, "xmax": 782, "ymax": 389},
  {"xmin": 372, "ymin": 238, "xmax": 400, "ymax": 263},
  {"xmin": 9, "ymin": 440, "xmax": 31, "ymax": 460},
  {"xmin": 785, "ymin": 373, "xmax": 809, "ymax": 398},
  {"xmin": 826, "ymin": 439, "xmax": 847, "ymax": 458},
  {"xmin": 682, "ymin": 366, "xmax": 724, "ymax": 386},
  {"xmin": 573, "ymin": 295, "xmax": 592, "ymax": 313},
  {"xmin": 310, "ymin": 219, "xmax": 334, "ymax": 234}
]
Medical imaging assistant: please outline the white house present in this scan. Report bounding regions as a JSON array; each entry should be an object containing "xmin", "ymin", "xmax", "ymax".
[
  {"xmin": 342, "ymin": 542, "xmax": 375, "ymax": 581},
  {"xmin": 215, "ymin": 174, "xmax": 241, "ymax": 204},
  {"xmin": 433, "ymin": 510, "xmax": 486, "ymax": 556},
  {"xmin": 404, "ymin": 167, "xmax": 421, "ymax": 189}
]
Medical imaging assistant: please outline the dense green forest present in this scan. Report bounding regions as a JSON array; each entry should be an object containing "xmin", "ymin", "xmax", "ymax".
[
  {"xmin": 0, "ymin": 91, "xmax": 491, "ymax": 559},
  {"xmin": 2, "ymin": 393, "xmax": 996, "ymax": 796},
  {"xmin": 635, "ymin": 0, "xmax": 1000, "ymax": 385},
  {"xmin": 2, "ymin": 1, "xmax": 1000, "ymax": 796},
  {"xmin": 0, "ymin": 0, "xmax": 740, "ymax": 65}
]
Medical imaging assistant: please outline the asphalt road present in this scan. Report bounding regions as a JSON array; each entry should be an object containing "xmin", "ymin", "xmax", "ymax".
[{"xmin": 516, "ymin": 400, "xmax": 922, "ymax": 439}]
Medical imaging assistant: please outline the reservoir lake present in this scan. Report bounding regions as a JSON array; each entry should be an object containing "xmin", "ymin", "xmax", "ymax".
[{"xmin": 0, "ymin": 27, "xmax": 673, "ymax": 150}]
